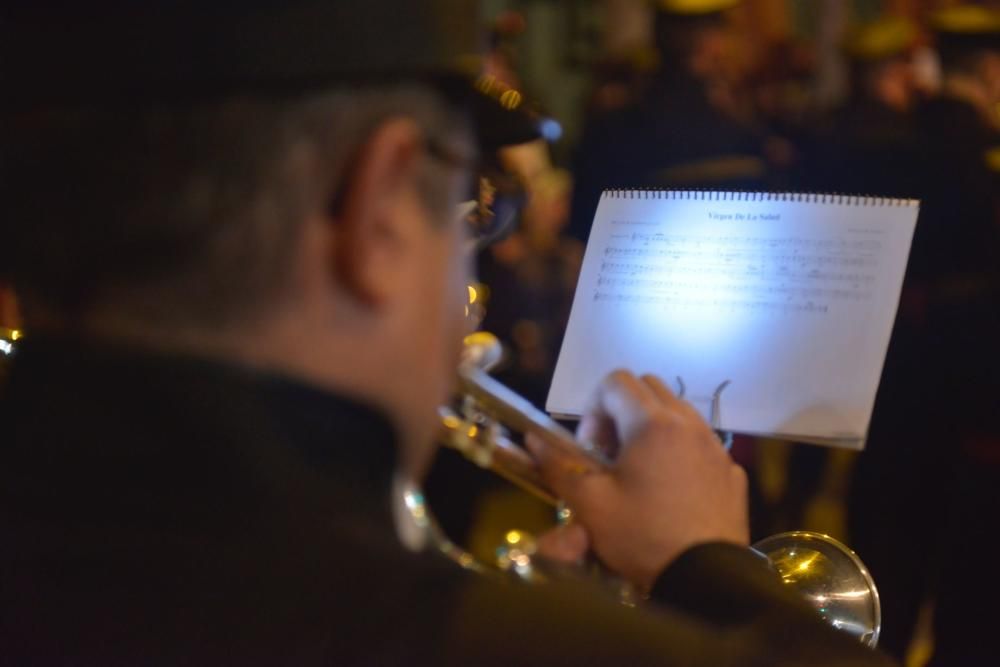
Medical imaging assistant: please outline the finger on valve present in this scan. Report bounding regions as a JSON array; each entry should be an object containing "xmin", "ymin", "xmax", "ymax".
[{"xmin": 531, "ymin": 369, "xmax": 750, "ymax": 590}]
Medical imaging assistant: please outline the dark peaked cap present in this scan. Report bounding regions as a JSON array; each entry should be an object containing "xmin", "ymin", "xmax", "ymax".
[{"xmin": 0, "ymin": 0, "xmax": 540, "ymax": 148}]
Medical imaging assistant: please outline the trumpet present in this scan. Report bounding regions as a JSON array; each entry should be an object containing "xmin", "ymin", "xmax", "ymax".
[{"xmin": 408, "ymin": 332, "xmax": 881, "ymax": 648}]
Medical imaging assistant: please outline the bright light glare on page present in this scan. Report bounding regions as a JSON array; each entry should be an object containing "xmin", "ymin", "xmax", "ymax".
[{"xmin": 603, "ymin": 235, "xmax": 756, "ymax": 350}]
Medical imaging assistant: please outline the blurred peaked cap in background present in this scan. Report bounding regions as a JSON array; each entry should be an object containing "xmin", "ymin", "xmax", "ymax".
[
  {"xmin": 930, "ymin": 5, "xmax": 1000, "ymax": 56},
  {"xmin": 0, "ymin": 0, "xmax": 541, "ymax": 149},
  {"xmin": 930, "ymin": 5, "xmax": 1000, "ymax": 36},
  {"xmin": 655, "ymin": 0, "xmax": 741, "ymax": 17},
  {"xmin": 845, "ymin": 16, "xmax": 919, "ymax": 63}
]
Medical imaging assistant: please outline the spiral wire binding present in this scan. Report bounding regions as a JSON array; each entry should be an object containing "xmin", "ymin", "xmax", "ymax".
[{"xmin": 601, "ymin": 189, "xmax": 918, "ymax": 208}]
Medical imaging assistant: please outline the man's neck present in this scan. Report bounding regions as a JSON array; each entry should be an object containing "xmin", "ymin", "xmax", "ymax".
[{"xmin": 71, "ymin": 309, "xmax": 435, "ymax": 481}]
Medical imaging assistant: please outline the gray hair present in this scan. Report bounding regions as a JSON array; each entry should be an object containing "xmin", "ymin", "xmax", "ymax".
[{"xmin": 1, "ymin": 84, "xmax": 469, "ymax": 329}]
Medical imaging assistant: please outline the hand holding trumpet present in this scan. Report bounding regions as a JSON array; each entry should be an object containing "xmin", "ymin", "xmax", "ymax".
[{"xmin": 530, "ymin": 370, "xmax": 750, "ymax": 592}]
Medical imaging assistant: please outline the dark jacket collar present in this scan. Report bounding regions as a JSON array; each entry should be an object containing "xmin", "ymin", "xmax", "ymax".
[{"xmin": 2, "ymin": 334, "xmax": 400, "ymax": 524}]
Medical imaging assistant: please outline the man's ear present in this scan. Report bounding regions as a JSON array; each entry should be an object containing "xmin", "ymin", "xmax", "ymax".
[{"xmin": 332, "ymin": 118, "xmax": 424, "ymax": 306}]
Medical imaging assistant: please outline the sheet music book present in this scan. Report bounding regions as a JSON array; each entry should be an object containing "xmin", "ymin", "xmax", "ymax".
[{"xmin": 547, "ymin": 191, "xmax": 920, "ymax": 449}]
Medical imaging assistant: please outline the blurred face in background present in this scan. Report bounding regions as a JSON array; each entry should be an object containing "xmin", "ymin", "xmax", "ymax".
[
  {"xmin": 980, "ymin": 51, "xmax": 1000, "ymax": 110},
  {"xmin": 654, "ymin": 11, "xmax": 739, "ymax": 87},
  {"xmin": 521, "ymin": 169, "xmax": 572, "ymax": 245},
  {"xmin": 867, "ymin": 56, "xmax": 918, "ymax": 112},
  {"xmin": 690, "ymin": 23, "xmax": 733, "ymax": 82}
]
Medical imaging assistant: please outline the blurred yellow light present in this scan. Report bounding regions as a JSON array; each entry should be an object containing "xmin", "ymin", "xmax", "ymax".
[
  {"xmin": 475, "ymin": 74, "xmax": 496, "ymax": 94},
  {"xmin": 659, "ymin": 0, "xmax": 740, "ymax": 16},
  {"xmin": 987, "ymin": 146, "xmax": 1000, "ymax": 173},
  {"xmin": 10, "ymin": 330, "xmax": 21, "ymax": 341},
  {"xmin": 832, "ymin": 589, "xmax": 871, "ymax": 599},
  {"xmin": 506, "ymin": 530, "xmax": 522, "ymax": 545},
  {"xmin": 467, "ymin": 285, "xmax": 477, "ymax": 304},
  {"xmin": 796, "ymin": 553, "xmax": 819, "ymax": 572},
  {"xmin": 499, "ymin": 89, "xmax": 523, "ymax": 110}
]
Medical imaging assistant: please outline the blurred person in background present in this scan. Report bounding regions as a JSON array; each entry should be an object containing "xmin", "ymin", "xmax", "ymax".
[
  {"xmin": 743, "ymin": 38, "xmax": 817, "ymax": 191},
  {"xmin": 582, "ymin": 0, "xmax": 659, "ymax": 120},
  {"xmin": 483, "ymin": 10, "xmax": 528, "ymax": 93},
  {"xmin": 765, "ymin": 16, "xmax": 925, "ymax": 546},
  {"xmin": 569, "ymin": 0, "xmax": 765, "ymax": 242},
  {"xmin": 848, "ymin": 6, "xmax": 1000, "ymax": 665},
  {"xmin": 480, "ymin": 10, "xmax": 560, "ymax": 190},
  {"xmin": 800, "ymin": 15, "xmax": 923, "ymax": 198},
  {"xmin": 478, "ymin": 168, "xmax": 582, "ymax": 408},
  {"xmin": 0, "ymin": 1, "xmax": 897, "ymax": 665}
]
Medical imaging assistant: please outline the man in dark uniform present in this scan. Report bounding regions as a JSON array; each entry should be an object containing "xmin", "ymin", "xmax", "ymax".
[
  {"xmin": 801, "ymin": 16, "xmax": 923, "ymax": 198},
  {"xmin": 569, "ymin": 0, "xmax": 764, "ymax": 242},
  {"xmin": 0, "ymin": 2, "xmax": 893, "ymax": 664},
  {"xmin": 774, "ymin": 18, "xmax": 924, "ymax": 540},
  {"xmin": 908, "ymin": 9, "xmax": 1000, "ymax": 666},
  {"xmin": 847, "ymin": 7, "xmax": 1000, "ymax": 665}
]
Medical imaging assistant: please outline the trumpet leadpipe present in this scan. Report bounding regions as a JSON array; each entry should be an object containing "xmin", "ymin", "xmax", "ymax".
[{"xmin": 439, "ymin": 366, "xmax": 609, "ymax": 507}]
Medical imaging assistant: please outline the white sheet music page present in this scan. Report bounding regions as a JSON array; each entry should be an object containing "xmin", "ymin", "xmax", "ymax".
[{"xmin": 547, "ymin": 191, "xmax": 919, "ymax": 449}]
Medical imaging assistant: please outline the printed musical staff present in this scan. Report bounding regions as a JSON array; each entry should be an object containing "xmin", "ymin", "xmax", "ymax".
[{"xmin": 593, "ymin": 228, "xmax": 881, "ymax": 315}]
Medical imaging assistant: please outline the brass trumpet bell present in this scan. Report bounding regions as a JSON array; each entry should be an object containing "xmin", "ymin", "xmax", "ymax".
[
  {"xmin": 752, "ymin": 531, "xmax": 881, "ymax": 648},
  {"xmin": 433, "ymin": 332, "xmax": 881, "ymax": 647}
]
